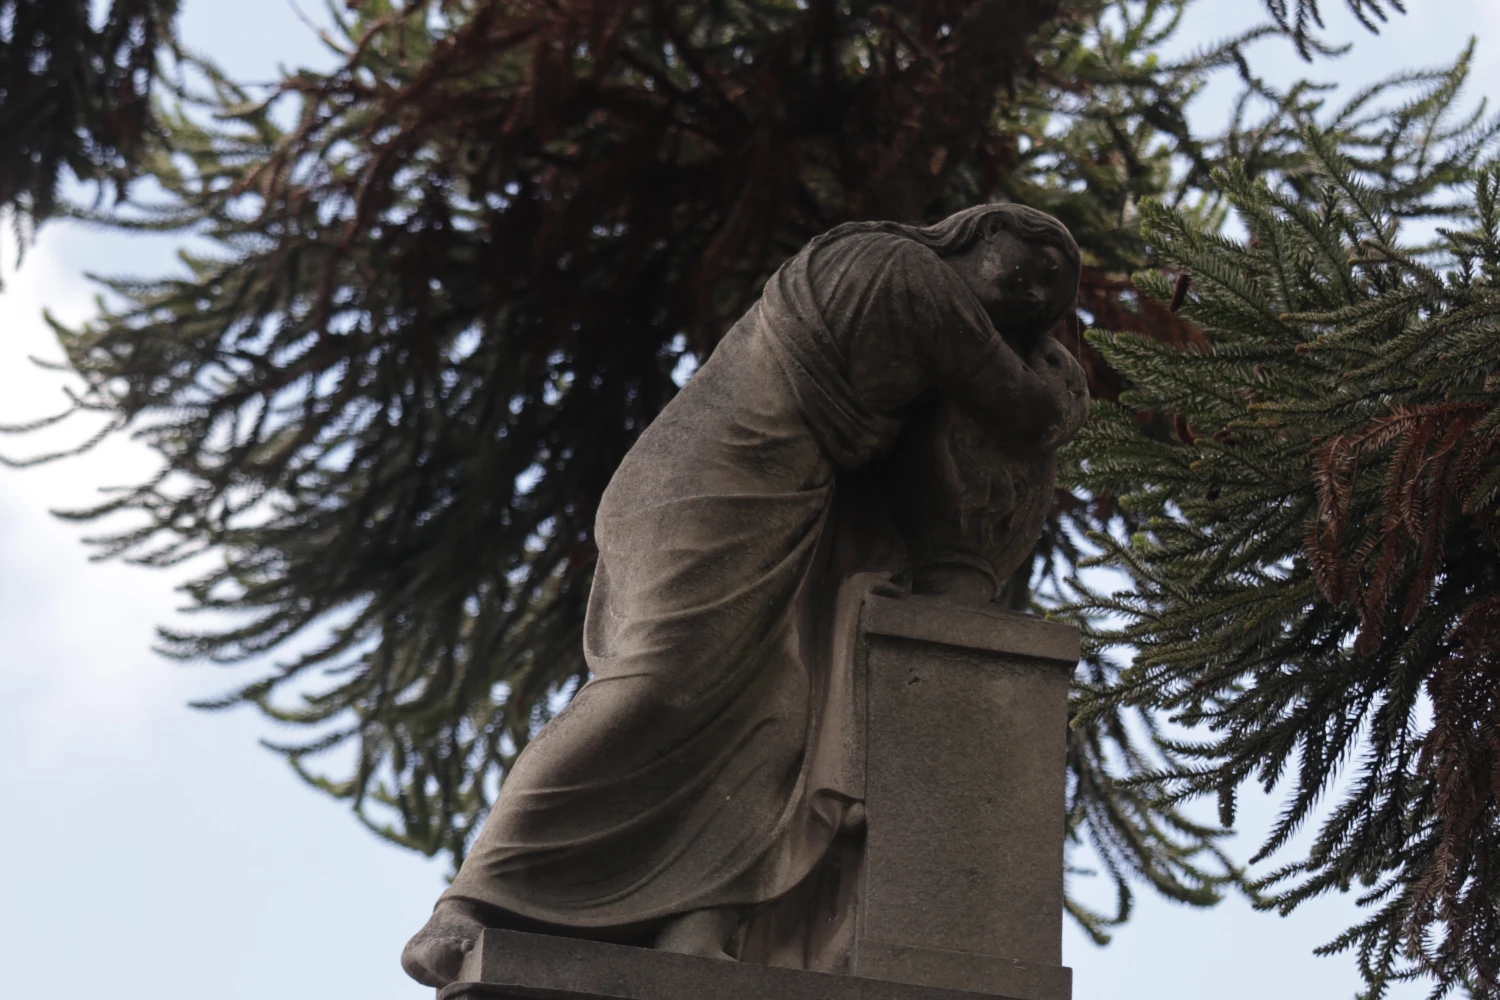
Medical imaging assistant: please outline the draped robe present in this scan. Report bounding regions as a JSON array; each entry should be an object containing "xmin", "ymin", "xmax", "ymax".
[{"xmin": 442, "ymin": 228, "xmax": 1087, "ymax": 967}]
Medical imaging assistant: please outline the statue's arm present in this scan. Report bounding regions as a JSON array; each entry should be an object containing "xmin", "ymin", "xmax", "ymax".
[
  {"xmin": 876, "ymin": 238, "xmax": 1089, "ymax": 453},
  {"xmin": 945, "ymin": 333, "xmax": 1089, "ymax": 454}
]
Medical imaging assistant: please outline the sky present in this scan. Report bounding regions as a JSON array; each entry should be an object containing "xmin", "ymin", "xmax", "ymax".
[{"xmin": 2, "ymin": 2, "xmax": 1498, "ymax": 999}]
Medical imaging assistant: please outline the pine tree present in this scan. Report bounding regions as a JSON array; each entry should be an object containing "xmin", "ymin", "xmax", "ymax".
[
  {"xmin": 0, "ymin": 0, "xmax": 180, "ymax": 228},
  {"xmin": 1071, "ymin": 75, "xmax": 1500, "ymax": 996},
  {"xmin": 1, "ymin": 0, "xmax": 1433, "ymax": 954},
  {"xmin": 1264, "ymin": 0, "xmax": 1407, "ymax": 60}
]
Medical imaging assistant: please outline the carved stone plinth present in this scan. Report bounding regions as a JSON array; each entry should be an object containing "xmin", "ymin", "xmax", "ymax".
[
  {"xmin": 442, "ymin": 928, "xmax": 1034, "ymax": 1000},
  {"xmin": 852, "ymin": 594, "xmax": 1077, "ymax": 1000}
]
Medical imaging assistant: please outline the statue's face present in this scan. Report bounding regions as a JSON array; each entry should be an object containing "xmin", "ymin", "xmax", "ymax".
[{"xmin": 947, "ymin": 221, "xmax": 1079, "ymax": 340}]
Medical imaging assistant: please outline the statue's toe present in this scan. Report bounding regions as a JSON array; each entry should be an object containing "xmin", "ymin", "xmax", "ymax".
[
  {"xmin": 401, "ymin": 904, "xmax": 482, "ymax": 988},
  {"xmin": 401, "ymin": 931, "xmax": 473, "ymax": 988}
]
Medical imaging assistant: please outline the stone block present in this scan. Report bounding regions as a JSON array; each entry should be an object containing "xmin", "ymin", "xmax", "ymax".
[{"xmin": 852, "ymin": 594, "xmax": 1077, "ymax": 1000}]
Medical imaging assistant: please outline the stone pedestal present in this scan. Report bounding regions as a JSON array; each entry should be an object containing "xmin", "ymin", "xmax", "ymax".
[
  {"xmin": 851, "ymin": 594, "xmax": 1077, "ymax": 1000},
  {"xmin": 445, "ymin": 594, "xmax": 1078, "ymax": 1000},
  {"xmin": 443, "ymin": 928, "xmax": 1035, "ymax": 1000}
]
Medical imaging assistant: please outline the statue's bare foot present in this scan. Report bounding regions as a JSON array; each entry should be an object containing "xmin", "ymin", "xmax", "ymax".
[
  {"xmin": 653, "ymin": 907, "xmax": 740, "ymax": 960},
  {"xmin": 402, "ymin": 898, "xmax": 487, "ymax": 987}
]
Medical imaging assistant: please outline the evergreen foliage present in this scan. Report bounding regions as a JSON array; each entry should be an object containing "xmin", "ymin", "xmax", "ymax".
[
  {"xmin": 1267, "ymin": 0, "xmax": 1406, "ymax": 60},
  {"xmin": 1071, "ymin": 64, "xmax": 1500, "ymax": 996},
  {"xmin": 4, "ymin": 0, "xmax": 1464, "ymax": 972},
  {"xmin": 0, "ymin": 0, "xmax": 180, "ymax": 227}
]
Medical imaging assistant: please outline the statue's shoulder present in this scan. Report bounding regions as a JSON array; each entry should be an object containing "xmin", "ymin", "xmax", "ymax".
[
  {"xmin": 805, "ymin": 227, "xmax": 945, "ymax": 285},
  {"xmin": 812, "ymin": 226, "xmax": 933, "ymax": 255}
]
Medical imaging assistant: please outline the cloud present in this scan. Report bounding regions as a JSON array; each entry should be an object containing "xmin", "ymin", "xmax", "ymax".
[{"xmin": 0, "ymin": 226, "xmax": 195, "ymax": 768}]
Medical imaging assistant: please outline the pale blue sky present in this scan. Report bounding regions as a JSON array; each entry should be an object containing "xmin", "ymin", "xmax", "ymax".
[{"xmin": 2, "ymin": 3, "xmax": 1497, "ymax": 998}]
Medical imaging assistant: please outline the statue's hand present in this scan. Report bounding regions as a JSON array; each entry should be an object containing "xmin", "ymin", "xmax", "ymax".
[
  {"xmin": 868, "ymin": 573, "xmax": 909, "ymax": 599},
  {"xmin": 1029, "ymin": 337, "xmax": 1089, "ymax": 448}
]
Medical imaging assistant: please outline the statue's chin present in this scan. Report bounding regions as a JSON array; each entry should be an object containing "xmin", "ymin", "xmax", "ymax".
[{"xmin": 911, "ymin": 558, "xmax": 998, "ymax": 604}]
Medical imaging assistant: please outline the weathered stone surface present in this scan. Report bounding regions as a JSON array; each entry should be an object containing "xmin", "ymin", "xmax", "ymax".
[
  {"xmin": 444, "ymin": 601, "xmax": 1079, "ymax": 1000},
  {"xmin": 440, "ymin": 929, "xmax": 1037, "ymax": 1000}
]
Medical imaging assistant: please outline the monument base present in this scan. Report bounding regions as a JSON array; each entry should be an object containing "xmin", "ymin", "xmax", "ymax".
[{"xmin": 440, "ymin": 929, "xmax": 1062, "ymax": 1000}]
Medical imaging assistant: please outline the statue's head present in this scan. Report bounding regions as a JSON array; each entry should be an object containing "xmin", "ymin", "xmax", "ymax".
[
  {"xmin": 809, "ymin": 205, "xmax": 1081, "ymax": 342},
  {"xmin": 919, "ymin": 204, "xmax": 1081, "ymax": 341}
]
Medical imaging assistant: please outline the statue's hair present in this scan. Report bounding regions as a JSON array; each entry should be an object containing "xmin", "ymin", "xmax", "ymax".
[{"xmin": 811, "ymin": 203, "xmax": 1081, "ymax": 269}]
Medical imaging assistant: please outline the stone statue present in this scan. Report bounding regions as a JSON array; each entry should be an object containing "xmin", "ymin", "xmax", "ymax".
[{"xmin": 402, "ymin": 203, "xmax": 1089, "ymax": 988}]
